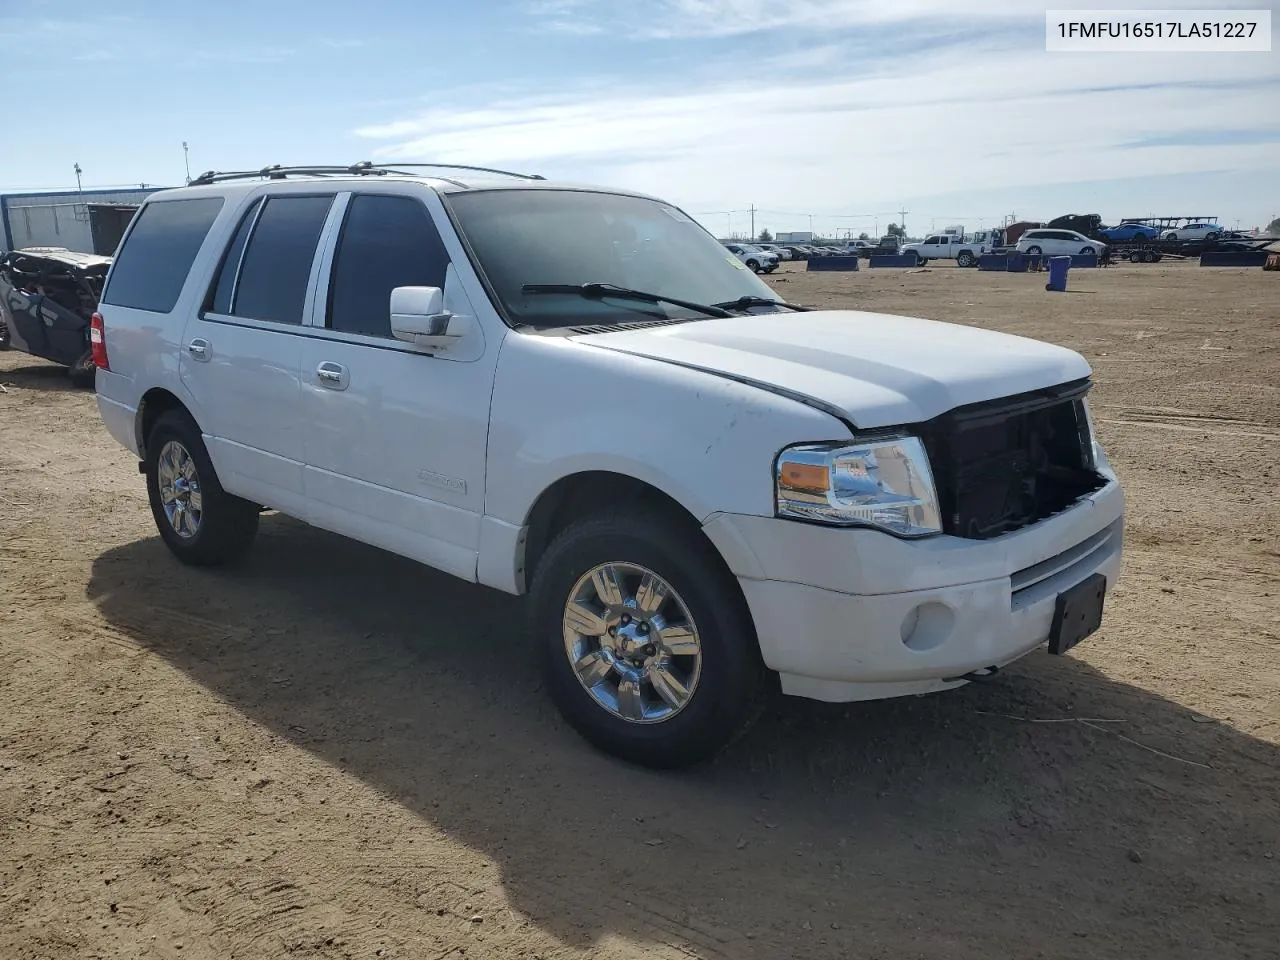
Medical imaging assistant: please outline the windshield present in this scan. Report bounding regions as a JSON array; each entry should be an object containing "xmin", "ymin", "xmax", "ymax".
[{"xmin": 446, "ymin": 189, "xmax": 778, "ymax": 327}]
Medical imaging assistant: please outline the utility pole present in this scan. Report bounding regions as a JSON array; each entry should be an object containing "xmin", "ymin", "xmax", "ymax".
[
  {"xmin": 74, "ymin": 162, "xmax": 83, "ymax": 194},
  {"xmin": 898, "ymin": 206, "xmax": 909, "ymax": 238},
  {"xmin": 183, "ymin": 141, "xmax": 191, "ymax": 184},
  {"xmin": 749, "ymin": 204, "xmax": 756, "ymax": 239}
]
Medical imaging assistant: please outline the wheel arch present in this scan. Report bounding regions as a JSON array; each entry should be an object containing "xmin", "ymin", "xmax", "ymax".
[
  {"xmin": 519, "ymin": 470, "xmax": 725, "ymax": 595},
  {"xmin": 135, "ymin": 387, "xmax": 201, "ymax": 461}
]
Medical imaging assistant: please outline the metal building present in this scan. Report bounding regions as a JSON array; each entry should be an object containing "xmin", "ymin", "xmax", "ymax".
[{"xmin": 1, "ymin": 187, "xmax": 166, "ymax": 256}]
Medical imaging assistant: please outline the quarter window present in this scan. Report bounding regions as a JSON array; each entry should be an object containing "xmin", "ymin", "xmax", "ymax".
[
  {"xmin": 101, "ymin": 198, "xmax": 224, "ymax": 313},
  {"xmin": 327, "ymin": 195, "xmax": 450, "ymax": 338},
  {"xmin": 231, "ymin": 195, "xmax": 334, "ymax": 325}
]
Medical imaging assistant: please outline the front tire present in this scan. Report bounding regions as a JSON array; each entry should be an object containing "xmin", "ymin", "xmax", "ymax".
[
  {"xmin": 1081, "ymin": 246, "xmax": 1095, "ymax": 256},
  {"xmin": 530, "ymin": 508, "xmax": 764, "ymax": 768},
  {"xmin": 745, "ymin": 259, "xmax": 760, "ymax": 273},
  {"xmin": 145, "ymin": 410, "xmax": 259, "ymax": 566}
]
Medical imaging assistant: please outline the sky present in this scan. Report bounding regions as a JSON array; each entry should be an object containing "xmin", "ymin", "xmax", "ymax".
[{"xmin": 2, "ymin": 0, "xmax": 1277, "ymax": 236}]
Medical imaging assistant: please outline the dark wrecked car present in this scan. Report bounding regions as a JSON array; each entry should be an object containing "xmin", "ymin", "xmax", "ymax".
[{"xmin": 0, "ymin": 247, "xmax": 111, "ymax": 387}]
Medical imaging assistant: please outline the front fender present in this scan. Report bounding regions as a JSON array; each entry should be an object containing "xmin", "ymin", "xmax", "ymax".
[{"xmin": 483, "ymin": 334, "xmax": 847, "ymax": 527}]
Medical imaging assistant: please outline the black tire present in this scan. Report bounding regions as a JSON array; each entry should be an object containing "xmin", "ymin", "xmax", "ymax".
[
  {"xmin": 67, "ymin": 347, "xmax": 97, "ymax": 389},
  {"xmin": 957, "ymin": 251, "xmax": 975, "ymax": 268},
  {"xmin": 0, "ymin": 318, "xmax": 9, "ymax": 350},
  {"xmin": 1026, "ymin": 245, "xmax": 1042, "ymax": 256},
  {"xmin": 745, "ymin": 259, "xmax": 760, "ymax": 273},
  {"xmin": 145, "ymin": 409, "xmax": 259, "ymax": 566},
  {"xmin": 1129, "ymin": 251, "xmax": 1142, "ymax": 263},
  {"xmin": 1165, "ymin": 233, "xmax": 1177, "ymax": 241},
  {"xmin": 1205, "ymin": 232, "xmax": 1219, "ymax": 242},
  {"xmin": 1081, "ymin": 246, "xmax": 1095, "ymax": 256},
  {"xmin": 530, "ymin": 507, "xmax": 764, "ymax": 768}
]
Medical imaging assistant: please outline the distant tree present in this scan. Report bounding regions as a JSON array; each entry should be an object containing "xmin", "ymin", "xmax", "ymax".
[
  {"xmin": 886, "ymin": 223, "xmax": 905, "ymax": 238},
  {"xmin": 758, "ymin": 228, "xmax": 773, "ymax": 242},
  {"xmin": 858, "ymin": 232, "xmax": 870, "ymax": 241}
]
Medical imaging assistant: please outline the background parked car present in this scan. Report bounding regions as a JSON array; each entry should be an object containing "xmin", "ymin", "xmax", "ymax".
[
  {"xmin": 1100, "ymin": 222, "xmax": 1159, "ymax": 242},
  {"xmin": 723, "ymin": 243, "xmax": 779, "ymax": 273},
  {"xmin": 1015, "ymin": 229, "xmax": 1105, "ymax": 258},
  {"xmin": 756, "ymin": 243, "xmax": 792, "ymax": 260},
  {"xmin": 0, "ymin": 247, "xmax": 111, "ymax": 387},
  {"xmin": 1160, "ymin": 222, "xmax": 1221, "ymax": 241}
]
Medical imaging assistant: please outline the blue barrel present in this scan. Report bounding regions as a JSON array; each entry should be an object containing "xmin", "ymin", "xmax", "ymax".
[{"xmin": 1046, "ymin": 256, "xmax": 1071, "ymax": 292}]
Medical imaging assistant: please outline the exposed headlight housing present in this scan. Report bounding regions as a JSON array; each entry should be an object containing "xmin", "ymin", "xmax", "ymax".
[{"xmin": 775, "ymin": 437, "xmax": 942, "ymax": 537}]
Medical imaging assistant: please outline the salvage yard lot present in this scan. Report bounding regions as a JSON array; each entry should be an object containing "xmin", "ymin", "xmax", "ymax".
[{"xmin": 1, "ymin": 261, "xmax": 1277, "ymax": 959}]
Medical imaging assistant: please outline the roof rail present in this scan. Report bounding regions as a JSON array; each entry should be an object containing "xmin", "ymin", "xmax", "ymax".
[{"xmin": 188, "ymin": 161, "xmax": 544, "ymax": 187}]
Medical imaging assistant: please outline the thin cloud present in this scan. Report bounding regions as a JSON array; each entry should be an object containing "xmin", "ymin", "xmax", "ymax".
[{"xmin": 353, "ymin": 43, "xmax": 1278, "ymax": 221}]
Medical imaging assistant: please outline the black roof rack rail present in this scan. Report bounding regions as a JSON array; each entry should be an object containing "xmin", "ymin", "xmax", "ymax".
[{"xmin": 188, "ymin": 161, "xmax": 544, "ymax": 187}]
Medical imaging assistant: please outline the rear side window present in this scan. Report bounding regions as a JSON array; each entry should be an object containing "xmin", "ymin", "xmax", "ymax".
[
  {"xmin": 102, "ymin": 197, "xmax": 224, "ymax": 313},
  {"xmin": 327, "ymin": 195, "xmax": 450, "ymax": 338},
  {"xmin": 230, "ymin": 195, "xmax": 333, "ymax": 325}
]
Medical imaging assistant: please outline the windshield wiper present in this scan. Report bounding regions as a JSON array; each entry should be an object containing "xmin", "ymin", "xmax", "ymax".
[
  {"xmin": 522, "ymin": 283, "xmax": 734, "ymax": 319},
  {"xmin": 711, "ymin": 295, "xmax": 812, "ymax": 312}
]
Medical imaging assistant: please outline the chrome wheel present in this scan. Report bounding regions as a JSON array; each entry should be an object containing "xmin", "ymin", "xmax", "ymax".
[
  {"xmin": 563, "ymin": 562, "xmax": 703, "ymax": 724},
  {"xmin": 157, "ymin": 440, "xmax": 202, "ymax": 539}
]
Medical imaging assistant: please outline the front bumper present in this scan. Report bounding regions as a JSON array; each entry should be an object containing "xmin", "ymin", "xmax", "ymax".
[{"xmin": 702, "ymin": 474, "xmax": 1124, "ymax": 702}]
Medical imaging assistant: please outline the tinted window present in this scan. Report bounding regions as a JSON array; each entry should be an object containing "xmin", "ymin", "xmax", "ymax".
[
  {"xmin": 102, "ymin": 197, "xmax": 224, "ymax": 313},
  {"xmin": 327, "ymin": 195, "xmax": 450, "ymax": 338},
  {"xmin": 233, "ymin": 195, "xmax": 333, "ymax": 324},
  {"xmin": 208, "ymin": 198, "xmax": 263, "ymax": 315}
]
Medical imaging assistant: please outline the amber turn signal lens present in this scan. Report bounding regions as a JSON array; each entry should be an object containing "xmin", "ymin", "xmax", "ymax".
[{"xmin": 780, "ymin": 462, "xmax": 829, "ymax": 494}]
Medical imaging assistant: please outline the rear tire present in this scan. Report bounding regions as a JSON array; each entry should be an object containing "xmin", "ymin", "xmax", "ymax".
[
  {"xmin": 1205, "ymin": 232, "xmax": 1219, "ymax": 242},
  {"xmin": 67, "ymin": 348, "xmax": 97, "ymax": 389},
  {"xmin": 1026, "ymin": 245, "xmax": 1042, "ymax": 256},
  {"xmin": 530, "ymin": 507, "xmax": 765, "ymax": 768},
  {"xmin": 956, "ymin": 251, "xmax": 975, "ymax": 268},
  {"xmin": 145, "ymin": 410, "xmax": 259, "ymax": 566}
]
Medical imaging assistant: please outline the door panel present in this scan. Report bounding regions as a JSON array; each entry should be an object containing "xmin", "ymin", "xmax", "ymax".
[
  {"xmin": 175, "ymin": 192, "xmax": 337, "ymax": 516},
  {"xmin": 179, "ymin": 319, "xmax": 307, "ymax": 516},
  {"xmin": 300, "ymin": 336, "xmax": 489, "ymax": 579},
  {"xmin": 4, "ymin": 288, "xmax": 48, "ymax": 357},
  {"xmin": 297, "ymin": 190, "xmax": 497, "ymax": 581},
  {"xmin": 41, "ymin": 299, "xmax": 90, "ymax": 366}
]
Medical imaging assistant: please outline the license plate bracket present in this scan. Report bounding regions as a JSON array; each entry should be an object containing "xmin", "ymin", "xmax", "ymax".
[{"xmin": 1048, "ymin": 573, "xmax": 1107, "ymax": 655}]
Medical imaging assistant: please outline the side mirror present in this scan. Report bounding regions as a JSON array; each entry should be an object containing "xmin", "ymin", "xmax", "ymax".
[{"xmin": 390, "ymin": 286, "xmax": 470, "ymax": 351}]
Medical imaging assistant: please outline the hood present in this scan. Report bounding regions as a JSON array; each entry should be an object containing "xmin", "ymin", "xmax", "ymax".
[{"xmin": 570, "ymin": 310, "xmax": 1091, "ymax": 428}]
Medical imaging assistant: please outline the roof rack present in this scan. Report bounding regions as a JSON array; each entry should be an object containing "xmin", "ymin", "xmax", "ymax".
[{"xmin": 188, "ymin": 161, "xmax": 545, "ymax": 187}]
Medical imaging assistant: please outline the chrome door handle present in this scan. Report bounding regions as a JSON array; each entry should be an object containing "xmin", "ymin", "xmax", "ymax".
[
  {"xmin": 316, "ymin": 361, "xmax": 348, "ymax": 390},
  {"xmin": 187, "ymin": 338, "xmax": 210, "ymax": 361}
]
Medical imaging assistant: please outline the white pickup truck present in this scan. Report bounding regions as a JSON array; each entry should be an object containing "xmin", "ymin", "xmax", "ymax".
[
  {"xmin": 91, "ymin": 165, "xmax": 1123, "ymax": 768},
  {"xmin": 901, "ymin": 229, "xmax": 1004, "ymax": 267}
]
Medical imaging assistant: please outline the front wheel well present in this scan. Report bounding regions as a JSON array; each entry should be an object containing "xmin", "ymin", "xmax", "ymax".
[
  {"xmin": 520, "ymin": 472, "xmax": 707, "ymax": 593},
  {"xmin": 136, "ymin": 388, "xmax": 197, "ymax": 460}
]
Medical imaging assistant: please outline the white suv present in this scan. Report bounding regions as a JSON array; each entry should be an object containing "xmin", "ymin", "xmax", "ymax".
[
  {"xmin": 1015, "ymin": 229, "xmax": 1104, "ymax": 258},
  {"xmin": 722, "ymin": 243, "xmax": 778, "ymax": 273},
  {"xmin": 92, "ymin": 164, "xmax": 1124, "ymax": 768}
]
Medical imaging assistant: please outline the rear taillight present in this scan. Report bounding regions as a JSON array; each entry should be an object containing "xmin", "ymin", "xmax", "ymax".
[{"xmin": 90, "ymin": 312, "xmax": 110, "ymax": 370}]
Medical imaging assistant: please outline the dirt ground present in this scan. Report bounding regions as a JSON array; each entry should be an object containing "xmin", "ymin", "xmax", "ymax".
[{"xmin": 2, "ymin": 260, "xmax": 1277, "ymax": 960}]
